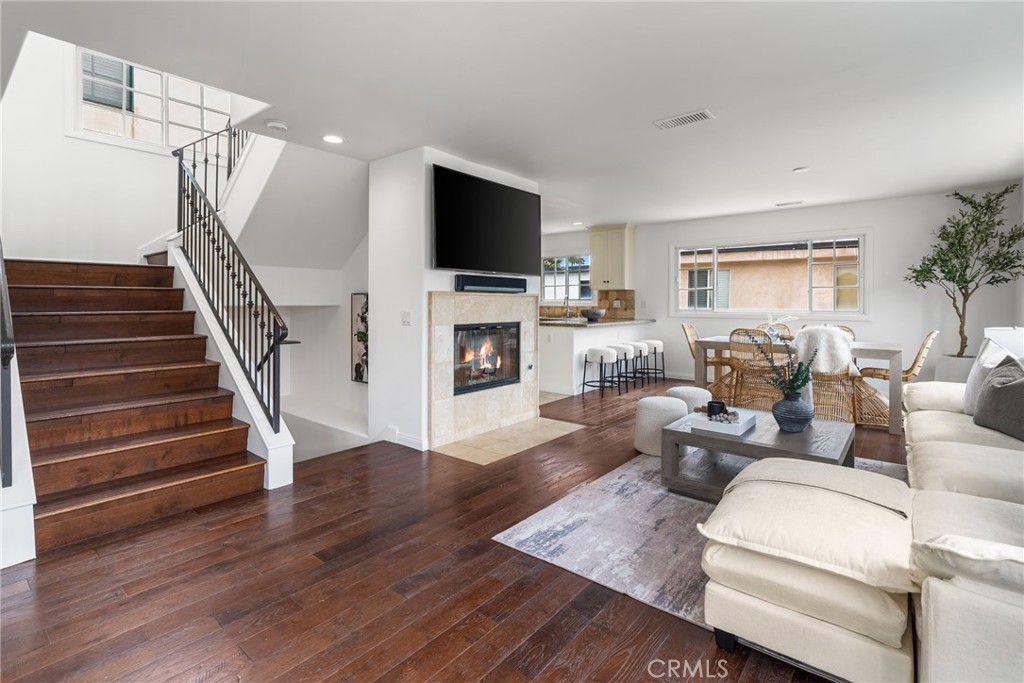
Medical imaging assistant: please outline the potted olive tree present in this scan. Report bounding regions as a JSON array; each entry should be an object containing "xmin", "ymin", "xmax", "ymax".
[{"xmin": 906, "ymin": 184, "xmax": 1024, "ymax": 380}]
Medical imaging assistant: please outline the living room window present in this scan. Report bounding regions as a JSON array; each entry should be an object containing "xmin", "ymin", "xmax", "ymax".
[
  {"xmin": 77, "ymin": 47, "xmax": 231, "ymax": 152},
  {"xmin": 542, "ymin": 255, "xmax": 593, "ymax": 302},
  {"xmin": 674, "ymin": 237, "xmax": 863, "ymax": 315}
]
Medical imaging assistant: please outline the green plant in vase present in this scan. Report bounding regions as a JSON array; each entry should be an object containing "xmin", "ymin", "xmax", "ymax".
[{"xmin": 748, "ymin": 333, "xmax": 818, "ymax": 432}]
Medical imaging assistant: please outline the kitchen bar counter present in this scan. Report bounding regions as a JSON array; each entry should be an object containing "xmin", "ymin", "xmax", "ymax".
[
  {"xmin": 539, "ymin": 317, "xmax": 657, "ymax": 328},
  {"xmin": 539, "ymin": 318, "xmax": 657, "ymax": 395}
]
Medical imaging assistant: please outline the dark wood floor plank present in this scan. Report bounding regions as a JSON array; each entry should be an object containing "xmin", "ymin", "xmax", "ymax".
[
  {"xmin": 426, "ymin": 570, "xmax": 590, "ymax": 681},
  {"xmin": 0, "ymin": 380, "xmax": 872, "ymax": 683},
  {"xmin": 534, "ymin": 593, "xmax": 650, "ymax": 682}
]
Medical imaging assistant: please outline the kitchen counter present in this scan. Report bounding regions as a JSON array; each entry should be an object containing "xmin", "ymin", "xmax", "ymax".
[
  {"xmin": 539, "ymin": 318, "xmax": 658, "ymax": 395},
  {"xmin": 539, "ymin": 318, "xmax": 657, "ymax": 328}
]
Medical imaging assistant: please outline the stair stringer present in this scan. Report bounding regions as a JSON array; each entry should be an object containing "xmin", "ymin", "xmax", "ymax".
[
  {"xmin": 168, "ymin": 243, "xmax": 294, "ymax": 489},
  {"xmin": 0, "ymin": 355, "xmax": 37, "ymax": 568}
]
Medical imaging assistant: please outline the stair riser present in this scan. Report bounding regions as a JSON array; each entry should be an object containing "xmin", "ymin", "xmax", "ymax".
[
  {"xmin": 34, "ymin": 462, "xmax": 264, "ymax": 551},
  {"xmin": 22, "ymin": 365, "xmax": 221, "ymax": 413},
  {"xmin": 5, "ymin": 261, "xmax": 174, "ymax": 288},
  {"xmin": 33, "ymin": 427, "xmax": 250, "ymax": 497},
  {"xmin": 28, "ymin": 396, "xmax": 234, "ymax": 450},
  {"xmin": 13, "ymin": 312, "xmax": 196, "ymax": 342},
  {"xmin": 9, "ymin": 287, "xmax": 184, "ymax": 312},
  {"xmin": 17, "ymin": 338, "xmax": 207, "ymax": 375}
]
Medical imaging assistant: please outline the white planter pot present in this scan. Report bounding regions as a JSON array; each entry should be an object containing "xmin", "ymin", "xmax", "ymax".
[{"xmin": 935, "ymin": 354, "xmax": 975, "ymax": 383}]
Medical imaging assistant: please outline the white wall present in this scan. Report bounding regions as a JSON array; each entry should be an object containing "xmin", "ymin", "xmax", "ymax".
[
  {"xmin": 278, "ymin": 235, "xmax": 370, "ymax": 460},
  {"xmin": 1, "ymin": 33, "xmax": 174, "ymax": 262},
  {"xmin": 236, "ymin": 142, "xmax": 368, "ymax": 269},
  {"xmin": 0, "ymin": 356, "xmax": 37, "ymax": 568},
  {"xmin": 542, "ymin": 229, "xmax": 589, "ymax": 258},
  {"xmin": 635, "ymin": 185, "xmax": 1022, "ymax": 381},
  {"xmin": 367, "ymin": 147, "xmax": 540, "ymax": 449}
]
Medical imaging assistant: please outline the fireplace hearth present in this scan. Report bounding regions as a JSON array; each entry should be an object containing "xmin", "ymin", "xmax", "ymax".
[{"xmin": 454, "ymin": 322, "xmax": 520, "ymax": 395}]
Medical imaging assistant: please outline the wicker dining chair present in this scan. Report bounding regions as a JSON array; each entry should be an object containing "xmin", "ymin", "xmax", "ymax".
[
  {"xmin": 809, "ymin": 369, "xmax": 856, "ymax": 423},
  {"xmin": 854, "ymin": 378, "xmax": 890, "ymax": 428},
  {"xmin": 682, "ymin": 323, "xmax": 734, "ymax": 403},
  {"xmin": 756, "ymin": 322, "xmax": 793, "ymax": 338},
  {"xmin": 729, "ymin": 328, "xmax": 782, "ymax": 410},
  {"xmin": 860, "ymin": 330, "xmax": 940, "ymax": 383}
]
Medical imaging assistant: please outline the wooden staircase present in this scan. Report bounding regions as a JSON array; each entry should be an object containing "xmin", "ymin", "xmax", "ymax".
[{"xmin": 5, "ymin": 259, "xmax": 265, "ymax": 551}]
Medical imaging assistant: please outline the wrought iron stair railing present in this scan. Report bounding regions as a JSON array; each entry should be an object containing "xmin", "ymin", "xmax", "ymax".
[
  {"xmin": 173, "ymin": 126, "xmax": 287, "ymax": 432},
  {"xmin": 1, "ymin": 236, "xmax": 15, "ymax": 486}
]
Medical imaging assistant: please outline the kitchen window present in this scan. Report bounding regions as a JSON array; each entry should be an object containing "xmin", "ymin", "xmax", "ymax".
[{"xmin": 542, "ymin": 255, "xmax": 593, "ymax": 302}]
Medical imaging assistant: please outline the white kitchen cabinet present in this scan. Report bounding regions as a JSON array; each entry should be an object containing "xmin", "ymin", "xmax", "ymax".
[{"xmin": 589, "ymin": 224, "xmax": 636, "ymax": 290}]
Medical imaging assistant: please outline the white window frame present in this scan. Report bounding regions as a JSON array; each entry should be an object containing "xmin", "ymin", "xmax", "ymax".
[
  {"xmin": 65, "ymin": 44, "xmax": 231, "ymax": 156},
  {"xmin": 668, "ymin": 228, "xmax": 871, "ymax": 320},
  {"xmin": 541, "ymin": 254, "xmax": 595, "ymax": 305}
]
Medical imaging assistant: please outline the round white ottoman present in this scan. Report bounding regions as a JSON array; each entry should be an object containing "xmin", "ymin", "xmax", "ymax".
[
  {"xmin": 666, "ymin": 386, "xmax": 713, "ymax": 414},
  {"xmin": 634, "ymin": 396, "xmax": 689, "ymax": 457}
]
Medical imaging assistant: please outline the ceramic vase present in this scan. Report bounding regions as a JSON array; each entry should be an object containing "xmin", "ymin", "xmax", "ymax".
[{"xmin": 772, "ymin": 393, "xmax": 814, "ymax": 433}]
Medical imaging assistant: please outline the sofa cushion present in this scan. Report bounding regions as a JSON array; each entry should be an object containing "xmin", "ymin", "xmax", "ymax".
[
  {"xmin": 964, "ymin": 338, "xmax": 1011, "ymax": 415},
  {"xmin": 905, "ymin": 410, "xmax": 1024, "ymax": 451},
  {"xmin": 973, "ymin": 355, "xmax": 1024, "ymax": 441},
  {"xmin": 913, "ymin": 535, "xmax": 1024, "ymax": 593},
  {"xmin": 902, "ymin": 381, "xmax": 965, "ymax": 414},
  {"xmin": 907, "ymin": 440, "xmax": 1024, "ymax": 504},
  {"xmin": 702, "ymin": 540, "xmax": 909, "ymax": 647},
  {"xmin": 919, "ymin": 576, "xmax": 1024, "ymax": 683},
  {"xmin": 912, "ymin": 490, "xmax": 1024, "ymax": 591},
  {"xmin": 697, "ymin": 458, "xmax": 916, "ymax": 592}
]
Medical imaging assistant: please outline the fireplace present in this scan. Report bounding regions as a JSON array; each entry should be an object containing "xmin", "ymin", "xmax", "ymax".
[{"xmin": 454, "ymin": 322, "xmax": 520, "ymax": 395}]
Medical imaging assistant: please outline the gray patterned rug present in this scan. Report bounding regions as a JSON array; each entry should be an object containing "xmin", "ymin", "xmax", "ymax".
[{"xmin": 493, "ymin": 454, "xmax": 908, "ymax": 630}]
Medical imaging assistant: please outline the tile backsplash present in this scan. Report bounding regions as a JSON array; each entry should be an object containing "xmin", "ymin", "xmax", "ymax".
[{"xmin": 539, "ymin": 290, "xmax": 635, "ymax": 320}]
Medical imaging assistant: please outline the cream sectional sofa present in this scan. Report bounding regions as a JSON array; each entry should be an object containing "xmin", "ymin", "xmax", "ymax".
[
  {"xmin": 903, "ymin": 380, "xmax": 1024, "ymax": 682},
  {"xmin": 697, "ymin": 378, "xmax": 1024, "ymax": 682}
]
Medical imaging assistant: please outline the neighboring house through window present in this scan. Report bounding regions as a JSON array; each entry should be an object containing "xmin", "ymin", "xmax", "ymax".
[
  {"xmin": 674, "ymin": 237, "xmax": 862, "ymax": 314},
  {"xmin": 543, "ymin": 255, "xmax": 593, "ymax": 302}
]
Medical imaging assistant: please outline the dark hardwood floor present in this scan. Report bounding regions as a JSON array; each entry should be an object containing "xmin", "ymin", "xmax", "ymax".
[{"xmin": 0, "ymin": 380, "xmax": 904, "ymax": 682}]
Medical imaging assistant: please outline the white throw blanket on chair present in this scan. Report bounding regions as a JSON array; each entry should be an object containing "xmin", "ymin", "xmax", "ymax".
[{"xmin": 794, "ymin": 326, "xmax": 855, "ymax": 374}]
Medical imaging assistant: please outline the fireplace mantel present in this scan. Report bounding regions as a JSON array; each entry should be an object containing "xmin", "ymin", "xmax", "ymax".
[{"xmin": 428, "ymin": 292, "xmax": 539, "ymax": 449}]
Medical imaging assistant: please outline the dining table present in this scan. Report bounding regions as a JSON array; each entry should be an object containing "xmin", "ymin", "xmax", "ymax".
[{"xmin": 694, "ymin": 335, "xmax": 904, "ymax": 435}]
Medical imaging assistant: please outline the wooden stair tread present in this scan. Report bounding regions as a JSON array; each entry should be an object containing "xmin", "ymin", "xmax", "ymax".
[
  {"xmin": 5, "ymin": 258, "xmax": 173, "ymax": 271},
  {"xmin": 30, "ymin": 418, "xmax": 249, "ymax": 466},
  {"xmin": 34, "ymin": 453, "xmax": 264, "ymax": 516},
  {"xmin": 20, "ymin": 359, "xmax": 220, "ymax": 384},
  {"xmin": 18, "ymin": 334, "xmax": 205, "ymax": 349},
  {"xmin": 9, "ymin": 284, "xmax": 178, "ymax": 292},
  {"xmin": 12, "ymin": 310, "xmax": 191, "ymax": 318},
  {"xmin": 25, "ymin": 388, "xmax": 233, "ymax": 423}
]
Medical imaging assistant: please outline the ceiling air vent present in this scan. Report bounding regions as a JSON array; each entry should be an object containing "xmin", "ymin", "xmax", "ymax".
[
  {"xmin": 774, "ymin": 200, "xmax": 804, "ymax": 207},
  {"xmin": 653, "ymin": 109, "xmax": 715, "ymax": 131}
]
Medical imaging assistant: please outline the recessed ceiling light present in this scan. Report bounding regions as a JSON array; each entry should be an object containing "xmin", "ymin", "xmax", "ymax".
[
  {"xmin": 572, "ymin": 221, "xmax": 584, "ymax": 226},
  {"xmin": 792, "ymin": 166, "xmax": 810, "ymax": 173},
  {"xmin": 322, "ymin": 135, "xmax": 344, "ymax": 144}
]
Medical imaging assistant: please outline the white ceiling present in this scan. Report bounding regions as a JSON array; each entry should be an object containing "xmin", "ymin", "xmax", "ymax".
[{"xmin": 3, "ymin": 2, "xmax": 1022, "ymax": 233}]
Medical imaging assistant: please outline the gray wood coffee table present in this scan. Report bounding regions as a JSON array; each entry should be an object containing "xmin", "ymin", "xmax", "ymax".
[{"xmin": 661, "ymin": 410, "xmax": 855, "ymax": 503}]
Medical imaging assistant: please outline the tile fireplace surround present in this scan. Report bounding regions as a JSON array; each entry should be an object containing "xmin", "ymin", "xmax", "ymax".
[{"xmin": 429, "ymin": 292, "xmax": 540, "ymax": 449}]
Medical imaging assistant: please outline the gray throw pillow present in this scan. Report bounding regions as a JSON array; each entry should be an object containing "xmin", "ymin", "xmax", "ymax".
[{"xmin": 972, "ymin": 355, "xmax": 1024, "ymax": 441}]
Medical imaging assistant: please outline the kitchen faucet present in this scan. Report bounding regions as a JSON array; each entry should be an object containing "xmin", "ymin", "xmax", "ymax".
[{"xmin": 563, "ymin": 294, "xmax": 573, "ymax": 318}]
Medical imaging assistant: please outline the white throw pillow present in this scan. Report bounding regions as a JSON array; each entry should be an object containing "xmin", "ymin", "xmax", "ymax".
[
  {"xmin": 963, "ymin": 338, "xmax": 1011, "ymax": 415},
  {"xmin": 912, "ymin": 535, "xmax": 1024, "ymax": 593}
]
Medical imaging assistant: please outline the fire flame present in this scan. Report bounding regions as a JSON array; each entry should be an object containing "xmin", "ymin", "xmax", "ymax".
[{"xmin": 461, "ymin": 336, "xmax": 500, "ymax": 374}]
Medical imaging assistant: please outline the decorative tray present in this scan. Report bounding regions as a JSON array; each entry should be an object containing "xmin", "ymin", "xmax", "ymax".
[{"xmin": 689, "ymin": 408, "xmax": 757, "ymax": 436}]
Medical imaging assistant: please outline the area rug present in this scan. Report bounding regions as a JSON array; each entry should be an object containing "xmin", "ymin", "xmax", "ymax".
[{"xmin": 493, "ymin": 454, "xmax": 908, "ymax": 629}]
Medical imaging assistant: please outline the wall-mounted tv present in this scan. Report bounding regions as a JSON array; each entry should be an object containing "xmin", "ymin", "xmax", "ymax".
[{"xmin": 432, "ymin": 165, "xmax": 541, "ymax": 276}]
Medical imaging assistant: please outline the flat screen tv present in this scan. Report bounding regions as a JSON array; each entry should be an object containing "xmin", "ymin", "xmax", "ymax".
[{"xmin": 433, "ymin": 165, "xmax": 541, "ymax": 276}]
